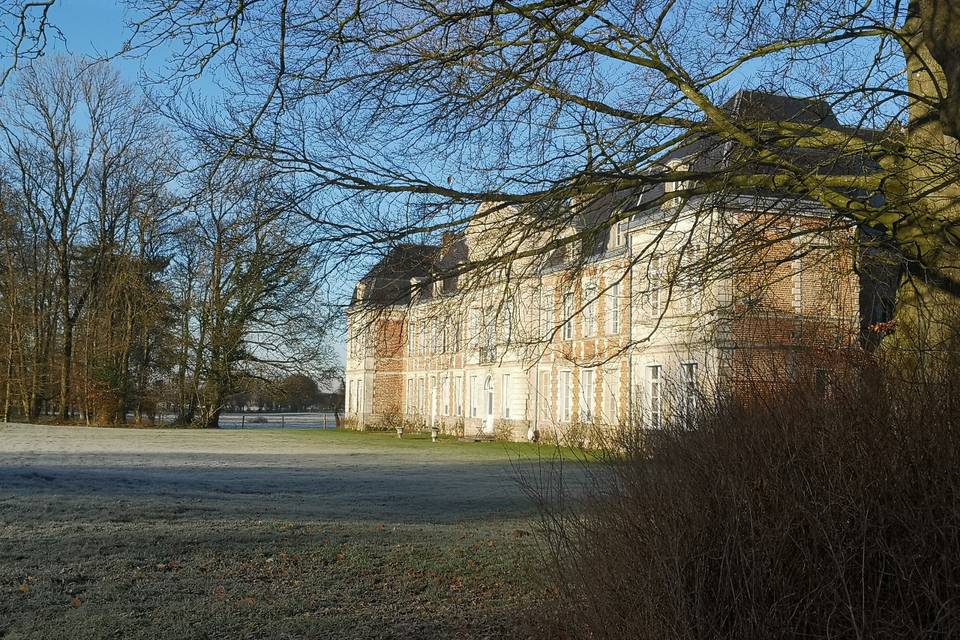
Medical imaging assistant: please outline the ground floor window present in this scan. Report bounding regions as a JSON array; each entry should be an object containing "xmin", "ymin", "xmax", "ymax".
[
  {"xmin": 454, "ymin": 376, "xmax": 463, "ymax": 416},
  {"xmin": 501, "ymin": 374, "xmax": 511, "ymax": 419},
  {"xmin": 484, "ymin": 375, "xmax": 494, "ymax": 417},
  {"xmin": 538, "ymin": 371, "xmax": 551, "ymax": 422},
  {"xmin": 406, "ymin": 378, "xmax": 414, "ymax": 415},
  {"xmin": 560, "ymin": 370, "xmax": 573, "ymax": 422},
  {"xmin": 681, "ymin": 362, "xmax": 698, "ymax": 424},
  {"xmin": 647, "ymin": 365, "xmax": 662, "ymax": 428},
  {"xmin": 442, "ymin": 376, "xmax": 450, "ymax": 416},
  {"xmin": 815, "ymin": 367, "xmax": 831, "ymax": 399},
  {"xmin": 580, "ymin": 368, "xmax": 595, "ymax": 422},
  {"xmin": 470, "ymin": 375, "xmax": 479, "ymax": 417},
  {"xmin": 604, "ymin": 369, "xmax": 619, "ymax": 424}
]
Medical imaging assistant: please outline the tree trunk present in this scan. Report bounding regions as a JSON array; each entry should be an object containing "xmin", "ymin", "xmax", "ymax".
[
  {"xmin": 888, "ymin": 4, "xmax": 960, "ymax": 374},
  {"xmin": 59, "ymin": 317, "xmax": 73, "ymax": 421},
  {"xmin": 203, "ymin": 404, "xmax": 221, "ymax": 429}
]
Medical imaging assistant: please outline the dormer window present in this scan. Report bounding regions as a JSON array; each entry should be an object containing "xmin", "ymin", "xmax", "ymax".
[
  {"xmin": 410, "ymin": 276, "xmax": 426, "ymax": 302},
  {"xmin": 665, "ymin": 159, "xmax": 690, "ymax": 207},
  {"xmin": 614, "ymin": 219, "xmax": 628, "ymax": 248}
]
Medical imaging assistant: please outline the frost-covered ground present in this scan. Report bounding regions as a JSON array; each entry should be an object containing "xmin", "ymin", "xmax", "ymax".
[{"xmin": 0, "ymin": 424, "xmax": 563, "ymax": 639}]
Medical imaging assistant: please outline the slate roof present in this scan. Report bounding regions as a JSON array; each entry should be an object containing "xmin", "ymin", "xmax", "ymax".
[
  {"xmin": 628, "ymin": 90, "xmax": 884, "ymax": 217},
  {"xmin": 352, "ymin": 243, "xmax": 439, "ymax": 306},
  {"xmin": 351, "ymin": 91, "xmax": 884, "ymax": 306}
]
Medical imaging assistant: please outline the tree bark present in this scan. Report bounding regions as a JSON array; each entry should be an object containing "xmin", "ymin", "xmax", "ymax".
[{"xmin": 888, "ymin": 3, "xmax": 960, "ymax": 374}]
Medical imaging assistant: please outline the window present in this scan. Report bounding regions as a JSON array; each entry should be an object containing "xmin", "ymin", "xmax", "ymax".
[
  {"xmin": 419, "ymin": 320, "xmax": 428, "ymax": 356},
  {"xmin": 607, "ymin": 281, "xmax": 620, "ymax": 335},
  {"xmin": 469, "ymin": 309, "xmax": 480, "ymax": 350},
  {"xmin": 815, "ymin": 368, "xmax": 831, "ymax": 399},
  {"xmin": 503, "ymin": 301, "xmax": 514, "ymax": 347},
  {"xmin": 470, "ymin": 375, "xmax": 479, "ymax": 417},
  {"xmin": 562, "ymin": 293, "xmax": 574, "ymax": 340},
  {"xmin": 683, "ymin": 244, "xmax": 703, "ymax": 314},
  {"xmin": 580, "ymin": 368, "xmax": 595, "ymax": 422},
  {"xmin": 485, "ymin": 376, "xmax": 495, "ymax": 417},
  {"xmin": 538, "ymin": 371, "xmax": 552, "ymax": 422},
  {"xmin": 644, "ymin": 255, "xmax": 665, "ymax": 317},
  {"xmin": 584, "ymin": 283, "xmax": 597, "ymax": 338},
  {"xmin": 665, "ymin": 159, "xmax": 689, "ymax": 207},
  {"xmin": 614, "ymin": 219, "xmax": 627, "ymax": 248},
  {"xmin": 431, "ymin": 322, "xmax": 440, "ymax": 354},
  {"xmin": 442, "ymin": 376, "xmax": 450, "ymax": 416},
  {"xmin": 681, "ymin": 362, "xmax": 698, "ymax": 424},
  {"xmin": 481, "ymin": 313, "xmax": 498, "ymax": 362},
  {"xmin": 407, "ymin": 322, "xmax": 415, "ymax": 356},
  {"xmin": 647, "ymin": 365, "xmax": 662, "ymax": 428},
  {"xmin": 406, "ymin": 378, "xmax": 414, "ymax": 415},
  {"xmin": 604, "ymin": 369, "xmax": 619, "ymax": 424},
  {"xmin": 417, "ymin": 377, "xmax": 425, "ymax": 413},
  {"xmin": 501, "ymin": 374, "xmax": 511, "ymax": 419},
  {"xmin": 541, "ymin": 290, "xmax": 554, "ymax": 340},
  {"xmin": 454, "ymin": 376, "xmax": 463, "ymax": 416},
  {"xmin": 559, "ymin": 370, "xmax": 573, "ymax": 422}
]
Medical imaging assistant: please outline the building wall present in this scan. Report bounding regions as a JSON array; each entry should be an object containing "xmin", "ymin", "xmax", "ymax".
[{"xmin": 345, "ymin": 202, "xmax": 863, "ymax": 440}]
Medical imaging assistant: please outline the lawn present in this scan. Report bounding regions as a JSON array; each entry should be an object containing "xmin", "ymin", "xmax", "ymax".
[{"xmin": 0, "ymin": 424, "xmax": 570, "ymax": 639}]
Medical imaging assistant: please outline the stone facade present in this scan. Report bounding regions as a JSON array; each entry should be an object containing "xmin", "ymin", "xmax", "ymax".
[{"xmin": 345, "ymin": 194, "xmax": 865, "ymax": 441}]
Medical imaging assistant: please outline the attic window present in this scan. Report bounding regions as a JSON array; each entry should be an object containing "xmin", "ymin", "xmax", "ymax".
[
  {"xmin": 410, "ymin": 276, "xmax": 426, "ymax": 302},
  {"xmin": 665, "ymin": 159, "xmax": 690, "ymax": 207},
  {"xmin": 613, "ymin": 218, "xmax": 628, "ymax": 248}
]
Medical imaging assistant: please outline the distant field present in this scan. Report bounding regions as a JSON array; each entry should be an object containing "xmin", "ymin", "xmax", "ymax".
[{"xmin": 0, "ymin": 424, "xmax": 574, "ymax": 639}]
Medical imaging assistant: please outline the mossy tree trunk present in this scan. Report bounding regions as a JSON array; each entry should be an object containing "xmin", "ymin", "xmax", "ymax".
[{"xmin": 886, "ymin": 1, "xmax": 960, "ymax": 373}]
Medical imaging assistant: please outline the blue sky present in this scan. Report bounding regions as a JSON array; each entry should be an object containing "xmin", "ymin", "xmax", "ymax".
[
  {"xmin": 45, "ymin": 1, "xmax": 220, "ymax": 94},
  {"xmin": 48, "ymin": 1, "xmax": 126, "ymax": 54}
]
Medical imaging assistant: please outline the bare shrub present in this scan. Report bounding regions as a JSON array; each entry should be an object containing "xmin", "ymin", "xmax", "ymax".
[
  {"xmin": 450, "ymin": 417, "xmax": 465, "ymax": 439},
  {"xmin": 527, "ymin": 358, "xmax": 960, "ymax": 639},
  {"xmin": 495, "ymin": 419, "xmax": 517, "ymax": 441}
]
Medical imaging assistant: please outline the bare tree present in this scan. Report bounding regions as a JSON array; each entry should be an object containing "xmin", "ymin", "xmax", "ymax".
[
  {"xmin": 120, "ymin": 0, "xmax": 958, "ymax": 367},
  {"xmin": 0, "ymin": 1, "xmax": 61, "ymax": 87},
  {"xmin": 0, "ymin": 57, "xmax": 169, "ymax": 419},
  {"xmin": 174, "ymin": 160, "xmax": 335, "ymax": 428}
]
